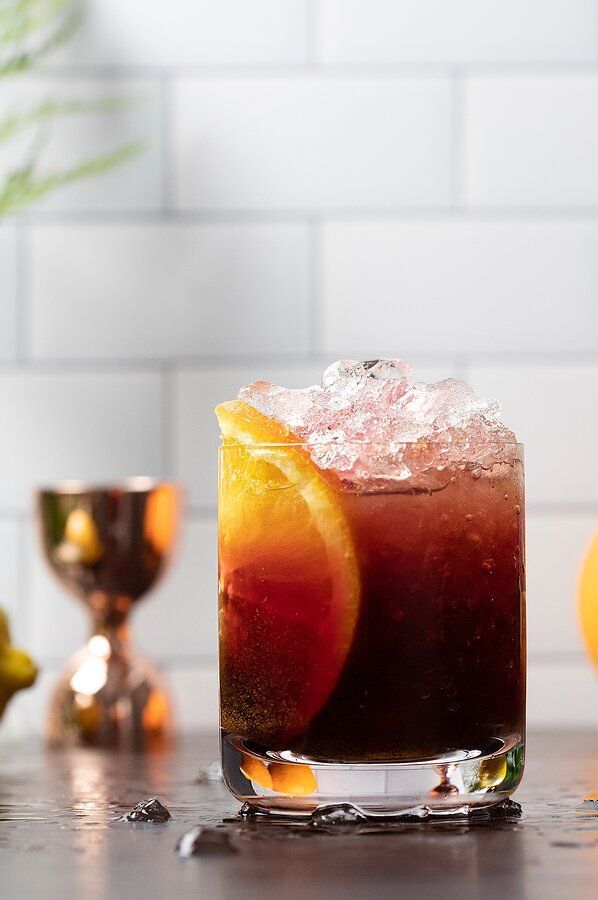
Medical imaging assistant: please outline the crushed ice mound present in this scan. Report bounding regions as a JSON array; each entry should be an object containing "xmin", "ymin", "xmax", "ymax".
[{"xmin": 238, "ymin": 359, "xmax": 517, "ymax": 491}]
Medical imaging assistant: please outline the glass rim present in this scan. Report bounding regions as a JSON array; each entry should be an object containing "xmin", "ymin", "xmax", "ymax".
[{"xmin": 219, "ymin": 440, "xmax": 524, "ymax": 451}]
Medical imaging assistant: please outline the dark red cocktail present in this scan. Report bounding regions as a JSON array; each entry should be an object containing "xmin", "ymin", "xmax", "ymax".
[{"xmin": 217, "ymin": 360, "xmax": 525, "ymax": 815}]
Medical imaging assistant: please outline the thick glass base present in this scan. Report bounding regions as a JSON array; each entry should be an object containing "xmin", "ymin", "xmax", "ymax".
[{"xmin": 222, "ymin": 733, "xmax": 525, "ymax": 818}]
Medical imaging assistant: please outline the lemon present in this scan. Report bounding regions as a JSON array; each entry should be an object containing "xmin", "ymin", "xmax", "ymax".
[{"xmin": 0, "ymin": 609, "xmax": 37, "ymax": 719}]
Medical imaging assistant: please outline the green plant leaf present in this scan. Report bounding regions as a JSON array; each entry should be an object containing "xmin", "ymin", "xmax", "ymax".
[
  {"xmin": 0, "ymin": 95, "xmax": 143, "ymax": 144},
  {"xmin": 0, "ymin": 0, "xmax": 76, "ymax": 44},
  {"xmin": 0, "ymin": 140, "xmax": 145, "ymax": 216},
  {"xmin": 0, "ymin": 0, "xmax": 148, "ymax": 218},
  {"xmin": 0, "ymin": 1, "xmax": 82, "ymax": 76}
]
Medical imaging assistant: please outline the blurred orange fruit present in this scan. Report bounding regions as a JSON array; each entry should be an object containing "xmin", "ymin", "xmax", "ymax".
[
  {"xmin": 144, "ymin": 486, "xmax": 178, "ymax": 554},
  {"xmin": 579, "ymin": 531, "xmax": 598, "ymax": 666},
  {"xmin": 142, "ymin": 690, "xmax": 169, "ymax": 733}
]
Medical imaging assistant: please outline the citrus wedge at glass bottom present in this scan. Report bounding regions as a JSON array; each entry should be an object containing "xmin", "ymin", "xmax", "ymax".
[{"xmin": 216, "ymin": 400, "xmax": 360, "ymax": 748}]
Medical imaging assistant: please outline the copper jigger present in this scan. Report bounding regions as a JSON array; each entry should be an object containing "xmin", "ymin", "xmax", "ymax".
[{"xmin": 36, "ymin": 479, "xmax": 180, "ymax": 750}]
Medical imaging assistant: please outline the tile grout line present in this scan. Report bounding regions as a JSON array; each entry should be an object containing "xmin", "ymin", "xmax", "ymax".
[
  {"xmin": 308, "ymin": 216, "xmax": 321, "ymax": 359},
  {"xmin": 159, "ymin": 70, "xmax": 173, "ymax": 213},
  {"xmin": 453, "ymin": 355, "xmax": 470, "ymax": 381},
  {"xmin": 304, "ymin": 0, "xmax": 318, "ymax": 67},
  {"xmin": 527, "ymin": 653, "xmax": 590, "ymax": 666},
  {"xmin": 35, "ymin": 61, "xmax": 598, "ymax": 78},
  {"xmin": 30, "ymin": 652, "xmax": 592, "ymax": 670},
  {"xmin": 36, "ymin": 653, "xmax": 219, "ymax": 670},
  {"xmin": 1, "ymin": 503, "xmax": 598, "ymax": 521},
  {"xmin": 526, "ymin": 502, "xmax": 598, "ymax": 516},
  {"xmin": 0, "ymin": 355, "xmax": 318, "ymax": 374},
  {"xmin": 0, "ymin": 510, "xmax": 31, "ymax": 523},
  {"xmin": 160, "ymin": 363, "xmax": 175, "ymax": 479},
  {"xmin": 0, "ymin": 351, "xmax": 598, "ymax": 375},
  {"xmin": 14, "ymin": 220, "xmax": 29, "ymax": 364},
  {"xmin": 182, "ymin": 502, "xmax": 598, "ymax": 520},
  {"xmin": 20, "ymin": 207, "xmax": 598, "ymax": 223},
  {"xmin": 0, "ymin": 507, "xmax": 217, "ymax": 522},
  {"xmin": 15, "ymin": 517, "xmax": 30, "ymax": 646},
  {"xmin": 449, "ymin": 68, "xmax": 465, "ymax": 209},
  {"xmin": 186, "ymin": 506, "xmax": 217, "ymax": 521}
]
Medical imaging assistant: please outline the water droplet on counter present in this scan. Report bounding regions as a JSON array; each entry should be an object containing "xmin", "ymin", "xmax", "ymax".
[
  {"xmin": 194, "ymin": 760, "xmax": 222, "ymax": 784},
  {"xmin": 176, "ymin": 825, "xmax": 237, "ymax": 857},
  {"xmin": 120, "ymin": 797, "xmax": 171, "ymax": 823},
  {"xmin": 487, "ymin": 799, "xmax": 522, "ymax": 819},
  {"xmin": 310, "ymin": 804, "xmax": 368, "ymax": 827},
  {"xmin": 238, "ymin": 803, "xmax": 258, "ymax": 819}
]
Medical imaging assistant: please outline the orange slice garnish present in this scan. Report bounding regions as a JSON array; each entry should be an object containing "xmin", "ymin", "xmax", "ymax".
[
  {"xmin": 240, "ymin": 754, "xmax": 273, "ymax": 790},
  {"xmin": 269, "ymin": 762, "xmax": 317, "ymax": 796},
  {"xmin": 216, "ymin": 400, "xmax": 360, "ymax": 747}
]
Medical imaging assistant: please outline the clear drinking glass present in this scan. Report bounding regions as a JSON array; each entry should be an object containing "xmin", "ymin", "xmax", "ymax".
[{"xmin": 218, "ymin": 440, "xmax": 525, "ymax": 816}]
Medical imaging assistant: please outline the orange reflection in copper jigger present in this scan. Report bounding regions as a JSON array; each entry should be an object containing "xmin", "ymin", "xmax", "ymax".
[{"xmin": 36, "ymin": 479, "xmax": 181, "ymax": 750}]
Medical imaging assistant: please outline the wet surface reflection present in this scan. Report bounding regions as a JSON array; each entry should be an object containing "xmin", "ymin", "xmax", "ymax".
[{"xmin": 3, "ymin": 733, "xmax": 598, "ymax": 898}]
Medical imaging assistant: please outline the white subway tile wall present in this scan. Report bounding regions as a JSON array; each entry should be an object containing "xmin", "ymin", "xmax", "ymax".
[
  {"xmin": 318, "ymin": 0, "xmax": 598, "ymax": 64},
  {"xmin": 172, "ymin": 77, "xmax": 452, "ymax": 210},
  {"xmin": 0, "ymin": 370, "xmax": 163, "ymax": 510},
  {"xmin": 320, "ymin": 220, "xmax": 598, "ymax": 355},
  {"xmin": 27, "ymin": 518, "xmax": 88, "ymax": 662},
  {"xmin": 525, "ymin": 514, "xmax": 592, "ymax": 657},
  {"xmin": 136, "ymin": 517, "xmax": 218, "ymax": 662},
  {"xmin": 1, "ymin": 0, "xmax": 597, "ymax": 736},
  {"xmin": 0, "ymin": 225, "xmax": 17, "ymax": 361},
  {"xmin": 468, "ymin": 364, "xmax": 598, "ymax": 504},
  {"xmin": 0, "ymin": 522, "xmax": 21, "ymax": 634},
  {"xmin": 53, "ymin": 0, "xmax": 308, "ymax": 67},
  {"xmin": 465, "ymin": 76, "xmax": 598, "ymax": 207},
  {"xmin": 29, "ymin": 223, "xmax": 311, "ymax": 359}
]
